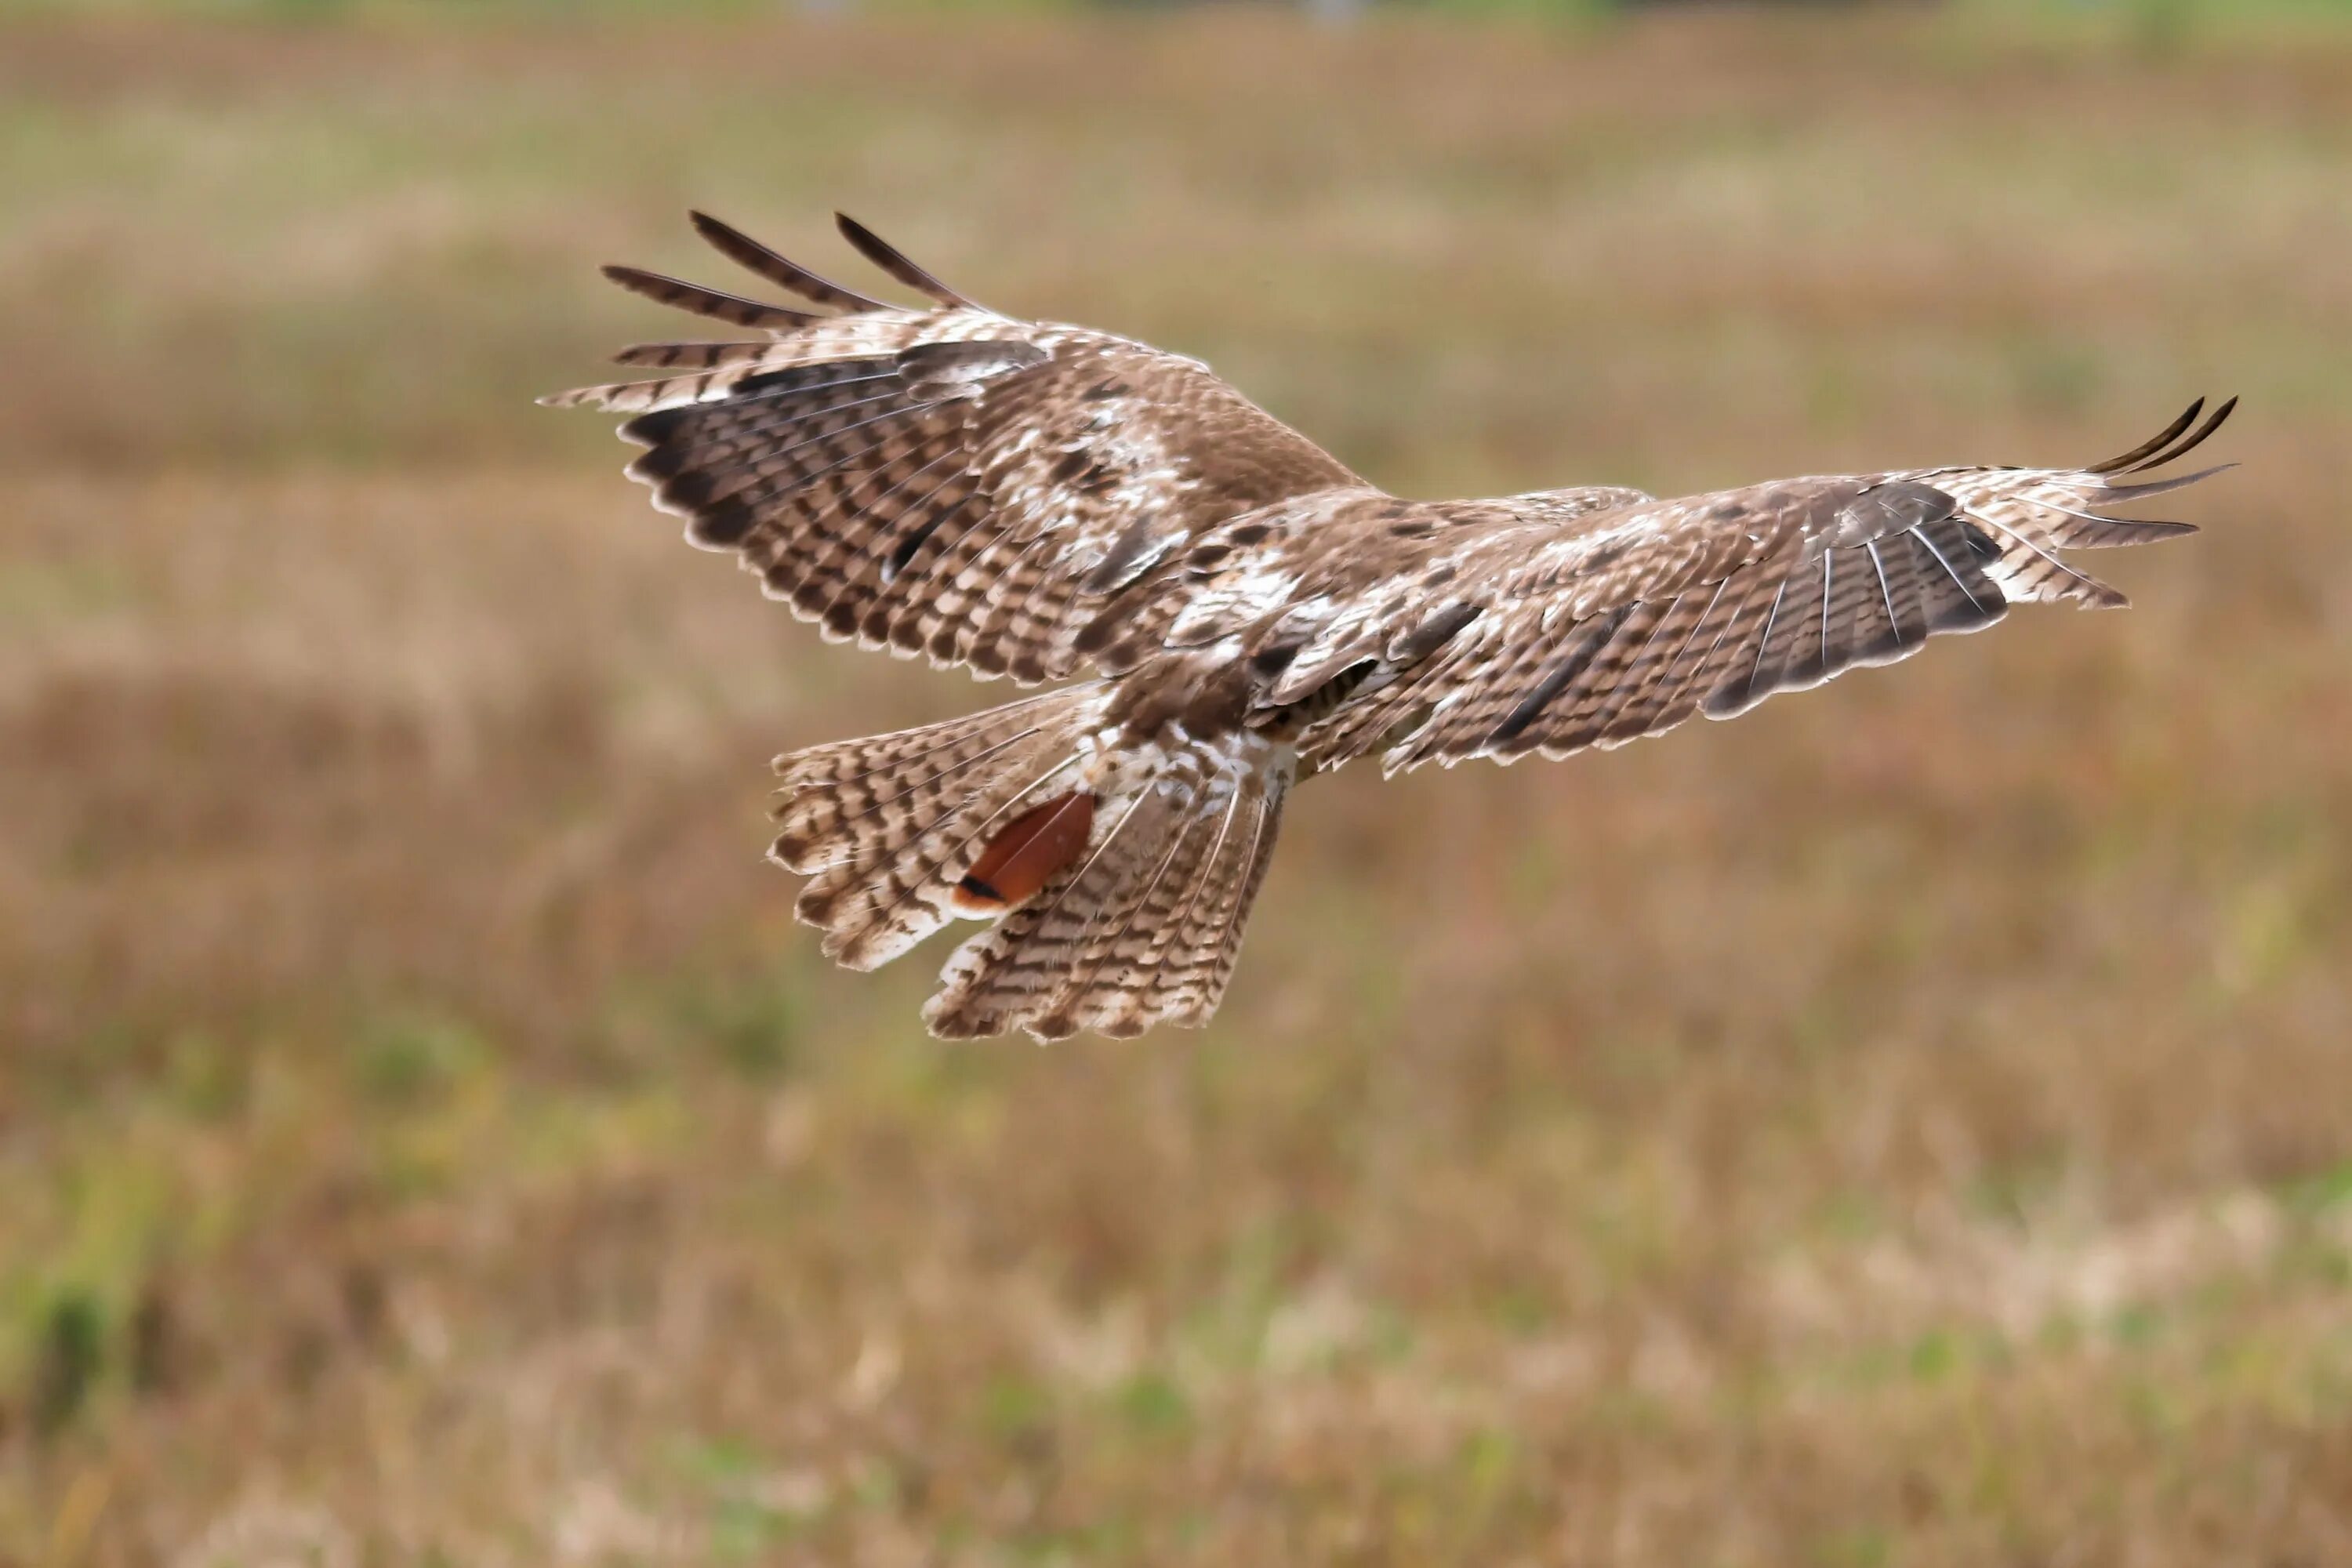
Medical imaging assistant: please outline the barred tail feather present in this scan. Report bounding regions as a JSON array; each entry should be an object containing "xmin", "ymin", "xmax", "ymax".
[
  {"xmin": 774, "ymin": 685, "xmax": 1111, "ymax": 971},
  {"xmin": 773, "ymin": 691, "xmax": 1292, "ymax": 1040},
  {"xmin": 924, "ymin": 731, "xmax": 1294, "ymax": 1041}
]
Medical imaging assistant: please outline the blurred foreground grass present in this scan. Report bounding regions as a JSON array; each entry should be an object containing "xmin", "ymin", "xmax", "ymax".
[{"xmin": 3, "ymin": 5, "xmax": 2351, "ymax": 1563}]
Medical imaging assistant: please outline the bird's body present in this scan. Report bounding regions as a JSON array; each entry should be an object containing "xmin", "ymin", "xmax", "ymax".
[{"xmin": 551, "ymin": 213, "xmax": 2232, "ymax": 1040}]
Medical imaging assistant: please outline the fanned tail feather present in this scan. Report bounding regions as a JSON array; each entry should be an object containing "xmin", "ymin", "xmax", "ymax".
[
  {"xmin": 926, "ymin": 730, "xmax": 1291, "ymax": 1040},
  {"xmin": 773, "ymin": 690, "xmax": 1292, "ymax": 1040},
  {"xmin": 775, "ymin": 685, "xmax": 1108, "ymax": 972}
]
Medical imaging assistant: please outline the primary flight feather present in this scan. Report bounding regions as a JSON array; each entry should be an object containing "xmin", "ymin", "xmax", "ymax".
[{"xmin": 550, "ymin": 212, "xmax": 2233, "ymax": 1040}]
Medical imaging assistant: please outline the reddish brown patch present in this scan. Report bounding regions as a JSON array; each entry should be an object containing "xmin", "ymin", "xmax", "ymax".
[{"xmin": 953, "ymin": 792, "xmax": 1095, "ymax": 913}]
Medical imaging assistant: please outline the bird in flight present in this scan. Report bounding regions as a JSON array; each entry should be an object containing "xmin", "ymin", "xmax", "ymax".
[{"xmin": 550, "ymin": 212, "xmax": 2232, "ymax": 1041}]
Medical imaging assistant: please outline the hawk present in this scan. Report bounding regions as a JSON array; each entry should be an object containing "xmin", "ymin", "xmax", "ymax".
[{"xmin": 550, "ymin": 212, "xmax": 2233, "ymax": 1040}]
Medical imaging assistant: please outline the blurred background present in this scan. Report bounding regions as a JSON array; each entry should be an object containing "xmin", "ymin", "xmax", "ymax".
[{"xmin": 4, "ymin": 0, "xmax": 2350, "ymax": 1562}]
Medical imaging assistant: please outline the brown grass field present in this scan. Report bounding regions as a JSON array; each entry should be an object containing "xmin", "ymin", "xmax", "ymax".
[{"xmin": 4, "ymin": 6, "xmax": 2352, "ymax": 1563}]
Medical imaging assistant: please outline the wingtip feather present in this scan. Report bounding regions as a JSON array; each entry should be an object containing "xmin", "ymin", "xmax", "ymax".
[
  {"xmin": 689, "ymin": 209, "xmax": 893, "ymax": 314},
  {"xmin": 2085, "ymin": 394, "xmax": 2241, "ymax": 477},
  {"xmin": 834, "ymin": 211, "xmax": 982, "ymax": 310}
]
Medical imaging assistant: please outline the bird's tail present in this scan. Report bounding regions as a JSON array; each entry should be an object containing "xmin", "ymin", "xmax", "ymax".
[{"xmin": 771, "ymin": 684, "xmax": 1294, "ymax": 1040}]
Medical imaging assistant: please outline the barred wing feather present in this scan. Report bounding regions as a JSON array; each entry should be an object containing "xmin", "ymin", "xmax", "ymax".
[
  {"xmin": 1290, "ymin": 401, "xmax": 2233, "ymax": 774},
  {"xmin": 551, "ymin": 215, "xmax": 2235, "ymax": 1040},
  {"xmin": 546, "ymin": 212, "xmax": 1365, "ymax": 687}
]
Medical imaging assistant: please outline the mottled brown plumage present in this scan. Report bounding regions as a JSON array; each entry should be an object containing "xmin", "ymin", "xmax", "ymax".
[{"xmin": 551, "ymin": 212, "xmax": 2236, "ymax": 1040}]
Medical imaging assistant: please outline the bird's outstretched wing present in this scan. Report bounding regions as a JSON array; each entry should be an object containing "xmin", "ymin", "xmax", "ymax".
[
  {"xmin": 1272, "ymin": 399, "xmax": 2234, "ymax": 773},
  {"xmin": 546, "ymin": 212, "xmax": 1367, "ymax": 684},
  {"xmin": 553, "ymin": 220, "xmax": 2232, "ymax": 781}
]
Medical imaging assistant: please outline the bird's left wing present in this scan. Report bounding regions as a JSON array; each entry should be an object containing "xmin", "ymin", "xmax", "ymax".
[
  {"xmin": 546, "ymin": 212, "xmax": 1369, "ymax": 684},
  {"xmin": 1292, "ymin": 401, "xmax": 2234, "ymax": 773}
]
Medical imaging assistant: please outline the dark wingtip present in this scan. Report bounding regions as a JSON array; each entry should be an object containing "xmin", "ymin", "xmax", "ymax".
[
  {"xmin": 597, "ymin": 263, "xmax": 819, "ymax": 331},
  {"xmin": 684, "ymin": 209, "xmax": 755, "ymax": 266},
  {"xmin": 689, "ymin": 209, "xmax": 891, "ymax": 314},
  {"xmin": 601, "ymin": 261, "xmax": 659, "ymax": 295},
  {"xmin": 2129, "ymin": 394, "xmax": 2238, "ymax": 474},
  {"xmin": 2085, "ymin": 398, "xmax": 2202, "ymax": 476},
  {"xmin": 834, "ymin": 211, "xmax": 982, "ymax": 310},
  {"xmin": 684, "ymin": 209, "xmax": 757, "ymax": 260},
  {"xmin": 2085, "ymin": 394, "xmax": 2242, "ymax": 478}
]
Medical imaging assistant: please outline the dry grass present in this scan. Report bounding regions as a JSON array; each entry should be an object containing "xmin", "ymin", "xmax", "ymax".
[{"xmin": 4, "ymin": 7, "xmax": 2352, "ymax": 1564}]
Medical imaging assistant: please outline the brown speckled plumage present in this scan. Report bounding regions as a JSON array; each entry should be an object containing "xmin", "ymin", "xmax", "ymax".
[{"xmin": 552, "ymin": 212, "xmax": 2237, "ymax": 1040}]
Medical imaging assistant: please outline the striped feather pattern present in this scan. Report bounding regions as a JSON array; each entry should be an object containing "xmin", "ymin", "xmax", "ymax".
[
  {"xmin": 771, "ymin": 687, "xmax": 1088, "ymax": 872},
  {"xmin": 924, "ymin": 732, "xmax": 1292, "ymax": 1040},
  {"xmin": 779, "ymin": 685, "xmax": 1113, "ymax": 973},
  {"xmin": 935, "ymin": 778, "xmax": 1199, "ymax": 1039},
  {"xmin": 554, "ymin": 217, "xmax": 2237, "ymax": 1037},
  {"xmin": 835, "ymin": 212, "xmax": 983, "ymax": 310},
  {"xmin": 689, "ymin": 210, "xmax": 894, "ymax": 314},
  {"xmin": 597, "ymin": 266, "xmax": 818, "ymax": 332},
  {"xmin": 612, "ymin": 340, "xmax": 795, "ymax": 372},
  {"xmin": 1290, "ymin": 401, "xmax": 2228, "ymax": 779},
  {"xmin": 551, "ymin": 213, "xmax": 1361, "ymax": 686},
  {"xmin": 1297, "ymin": 469, "xmax": 2112, "ymax": 771}
]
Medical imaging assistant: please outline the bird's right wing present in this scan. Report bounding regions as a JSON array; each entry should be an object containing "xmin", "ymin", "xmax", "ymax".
[{"xmin": 1291, "ymin": 401, "xmax": 2235, "ymax": 774}]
